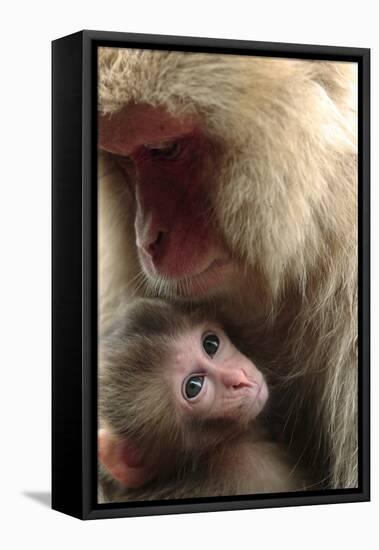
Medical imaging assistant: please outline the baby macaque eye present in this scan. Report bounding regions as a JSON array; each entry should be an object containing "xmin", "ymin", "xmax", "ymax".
[
  {"xmin": 202, "ymin": 334, "xmax": 220, "ymax": 357},
  {"xmin": 183, "ymin": 375, "xmax": 205, "ymax": 400}
]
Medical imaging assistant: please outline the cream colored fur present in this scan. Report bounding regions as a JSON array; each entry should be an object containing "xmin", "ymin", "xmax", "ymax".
[{"xmin": 98, "ymin": 48, "xmax": 358, "ymax": 489}]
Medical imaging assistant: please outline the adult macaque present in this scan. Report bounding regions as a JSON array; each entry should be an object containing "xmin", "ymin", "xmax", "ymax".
[
  {"xmin": 98, "ymin": 49, "xmax": 358, "ymax": 489},
  {"xmin": 98, "ymin": 299, "xmax": 306, "ymax": 502}
]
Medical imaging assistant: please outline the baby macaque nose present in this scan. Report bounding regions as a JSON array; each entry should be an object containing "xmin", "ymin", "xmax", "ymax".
[{"xmin": 221, "ymin": 368, "xmax": 252, "ymax": 390}]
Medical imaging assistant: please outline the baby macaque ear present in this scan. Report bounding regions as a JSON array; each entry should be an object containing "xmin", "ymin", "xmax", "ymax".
[{"xmin": 98, "ymin": 428, "xmax": 151, "ymax": 488}]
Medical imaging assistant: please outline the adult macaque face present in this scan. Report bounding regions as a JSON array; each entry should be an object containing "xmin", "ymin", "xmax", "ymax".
[
  {"xmin": 171, "ymin": 326, "xmax": 268, "ymax": 425},
  {"xmin": 99, "ymin": 105, "xmax": 234, "ymax": 297}
]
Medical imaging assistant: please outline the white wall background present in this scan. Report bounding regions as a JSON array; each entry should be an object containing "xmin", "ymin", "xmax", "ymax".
[{"xmin": 0, "ymin": 1, "xmax": 376, "ymax": 548}]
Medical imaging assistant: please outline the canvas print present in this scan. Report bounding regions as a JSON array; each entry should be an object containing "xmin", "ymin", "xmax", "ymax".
[{"xmin": 96, "ymin": 47, "xmax": 358, "ymax": 504}]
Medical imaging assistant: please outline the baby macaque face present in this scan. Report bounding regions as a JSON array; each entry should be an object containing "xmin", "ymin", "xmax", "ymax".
[{"xmin": 169, "ymin": 325, "xmax": 269, "ymax": 427}]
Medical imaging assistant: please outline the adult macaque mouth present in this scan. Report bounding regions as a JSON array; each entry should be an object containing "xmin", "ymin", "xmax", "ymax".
[{"xmin": 172, "ymin": 258, "xmax": 233, "ymax": 296}]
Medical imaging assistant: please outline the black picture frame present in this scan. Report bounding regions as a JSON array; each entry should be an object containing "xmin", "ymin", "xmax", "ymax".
[{"xmin": 52, "ymin": 30, "xmax": 370, "ymax": 520}]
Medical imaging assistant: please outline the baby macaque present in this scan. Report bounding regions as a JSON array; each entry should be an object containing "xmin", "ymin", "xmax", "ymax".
[{"xmin": 98, "ymin": 299, "xmax": 307, "ymax": 502}]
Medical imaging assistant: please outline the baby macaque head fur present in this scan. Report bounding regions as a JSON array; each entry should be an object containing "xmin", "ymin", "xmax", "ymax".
[{"xmin": 99, "ymin": 299, "xmax": 269, "ymax": 487}]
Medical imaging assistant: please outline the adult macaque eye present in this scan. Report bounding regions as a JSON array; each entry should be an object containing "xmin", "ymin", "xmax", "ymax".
[
  {"xmin": 202, "ymin": 334, "xmax": 220, "ymax": 357},
  {"xmin": 183, "ymin": 375, "xmax": 205, "ymax": 400},
  {"xmin": 114, "ymin": 153, "xmax": 133, "ymax": 167},
  {"xmin": 143, "ymin": 141, "xmax": 181, "ymax": 159}
]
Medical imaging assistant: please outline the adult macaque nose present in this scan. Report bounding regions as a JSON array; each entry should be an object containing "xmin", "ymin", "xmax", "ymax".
[
  {"xmin": 145, "ymin": 230, "xmax": 166, "ymax": 256},
  {"xmin": 220, "ymin": 368, "xmax": 253, "ymax": 390},
  {"xmin": 136, "ymin": 211, "xmax": 168, "ymax": 258}
]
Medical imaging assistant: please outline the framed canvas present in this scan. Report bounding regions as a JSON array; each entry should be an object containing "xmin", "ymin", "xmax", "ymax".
[{"xmin": 52, "ymin": 30, "xmax": 370, "ymax": 520}]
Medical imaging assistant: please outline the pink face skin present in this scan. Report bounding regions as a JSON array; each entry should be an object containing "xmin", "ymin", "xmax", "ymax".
[
  {"xmin": 99, "ymin": 105, "xmax": 235, "ymax": 298},
  {"xmin": 169, "ymin": 325, "xmax": 269, "ymax": 426},
  {"xmin": 98, "ymin": 321, "xmax": 268, "ymax": 489}
]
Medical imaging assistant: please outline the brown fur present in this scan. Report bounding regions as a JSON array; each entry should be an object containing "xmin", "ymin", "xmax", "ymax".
[
  {"xmin": 98, "ymin": 299, "xmax": 307, "ymax": 502},
  {"xmin": 98, "ymin": 49, "xmax": 358, "ymax": 489},
  {"xmin": 99, "ymin": 437, "xmax": 305, "ymax": 503}
]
